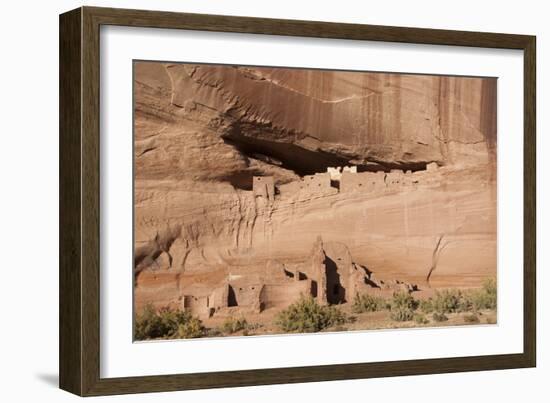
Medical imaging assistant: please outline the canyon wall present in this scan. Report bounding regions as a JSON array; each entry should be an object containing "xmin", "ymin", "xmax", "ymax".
[{"xmin": 133, "ymin": 61, "xmax": 497, "ymax": 310}]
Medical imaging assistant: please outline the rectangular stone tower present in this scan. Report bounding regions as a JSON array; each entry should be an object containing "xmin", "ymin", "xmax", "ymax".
[{"xmin": 252, "ymin": 176, "xmax": 275, "ymax": 201}]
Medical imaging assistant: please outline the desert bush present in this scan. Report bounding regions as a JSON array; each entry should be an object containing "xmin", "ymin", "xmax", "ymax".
[
  {"xmin": 352, "ymin": 293, "xmax": 387, "ymax": 313},
  {"xmin": 430, "ymin": 279, "xmax": 497, "ymax": 315},
  {"xmin": 389, "ymin": 291, "xmax": 418, "ymax": 322},
  {"xmin": 457, "ymin": 294, "xmax": 475, "ymax": 312},
  {"xmin": 463, "ymin": 313, "xmax": 480, "ymax": 324},
  {"xmin": 275, "ymin": 295, "xmax": 348, "ymax": 333},
  {"xmin": 419, "ymin": 298, "xmax": 434, "ymax": 313},
  {"xmin": 432, "ymin": 289, "xmax": 465, "ymax": 313},
  {"xmin": 483, "ymin": 277, "xmax": 497, "ymax": 296},
  {"xmin": 432, "ymin": 312, "xmax": 448, "ymax": 322},
  {"xmin": 222, "ymin": 317, "xmax": 248, "ymax": 334},
  {"xmin": 469, "ymin": 278, "xmax": 497, "ymax": 311},
  {"xmin": 175, "ymin": 316, "xmax": 204, "ymax": 338},
  {"xmin": 414, "ymin": 314, "xmax": 429, "ymax": 325},
  {"xmin": 134, "ymin": 305, "xmax": 167, "ymax": 340},
  {"xmin": 390, "ymin": 307, "xmax": 414, "ymax": 322},
  {"xmin": 391, "ymin": 291, "xmax": 419, "ymax": 310},
  {"xmin": 134, "ymin": 305, "xmax": 204, "ymax": 340}
]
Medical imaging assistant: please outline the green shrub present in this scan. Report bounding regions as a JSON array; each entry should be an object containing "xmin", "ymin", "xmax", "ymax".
[
  {"xmin": 388, "ymin": 291, "xmax": 418, "ymax": 322},
  {"xmin": 175, "ymin": 316, "xmax": 204, "ymax": 338},
  {"xmin": 419, "ymin": 298, "xmax": 434, "ymax": 313},
  {"xmin": 275, "ymin": 295, "xmax": 348, "ymax": 333},
  {"xmin": 134, "ymin": 305, "xmax": 204, "ymax": 340},
  {"xmin": 483, "ymin": 278, "xmax": 497, "ymax": 296},
  {"xmin": 432, "ymin": 289, "xmax": 464, "ymax": 313},
  {"xmin": 222, "ymin": 317, "xmax": 248, "ymax": 334},
  {"xmin": 352, "ymin": 293, "xmax": 387, "ymax": 313},
  {"xmin": 432, "ymin": 312, "xmax": 448, "ymax": 322},
  {"xmin": 135, "ymin": 305, "xmax": 166, "ymax": 340},
  {"xmin": 431, "ymin": 279, "xmax": 497, "ymax": 314},
  {"xmin": 391, "ymin": 291, "xmax": 419, "ymax": 311},
  {"xmin": 457, "ymin": 294, "xmax": 475, "ymax": 313},
  {"xmin": 469, "ymin": 278, "xmax": 497, "ymax": 311},
  {"xmin": 414, "ymin": 314, "xmax": 429, "ymax": 325},
  {"xmin": 390, "ymin": 307, "xmax": 414, "ymax": 321},
  {"xmin": 463, "ymin": 313, "xmax": 480, "ymax": 324}
]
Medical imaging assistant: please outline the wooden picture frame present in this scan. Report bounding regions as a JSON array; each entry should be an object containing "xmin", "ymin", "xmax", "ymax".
[{"xmin": 59, "ymin": 6, "xmax": 536, "ymax": 396}]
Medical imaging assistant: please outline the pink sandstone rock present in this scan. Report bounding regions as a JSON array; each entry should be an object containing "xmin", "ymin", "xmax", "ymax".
[{"xmin": 133, "ymin": 61, "xmax": 497, "ymax": 317}]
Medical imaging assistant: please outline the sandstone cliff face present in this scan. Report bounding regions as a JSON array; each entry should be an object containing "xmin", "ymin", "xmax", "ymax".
[
  {"xmin": 135, "ymin": 62, "xmax": 496, "ymax": 182},
  {"xmin": 133, "ymin": 61, "xmax": 497, "ymax": 312}
]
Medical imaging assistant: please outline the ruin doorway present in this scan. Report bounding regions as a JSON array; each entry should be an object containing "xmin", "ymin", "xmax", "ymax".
[
  {"xmin": 227, "ymin": 285, "xmax": 238, "ymax": 307},
  {"xmin": 325, "ymin": 256, "xmax": 346, "ymax": 304},
  {"xmin": 311, "ymin": 280, "xmax": 318, "ymax": 298}
]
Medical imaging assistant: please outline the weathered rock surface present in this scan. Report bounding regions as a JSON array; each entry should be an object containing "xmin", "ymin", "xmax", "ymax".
[
  {"xmin": 133, "ymin": 61, "xmax": 497, "ymax": 314},
  {"xmin": 135, "ymin": 62, "xmax": 496, "ymax": 183}
]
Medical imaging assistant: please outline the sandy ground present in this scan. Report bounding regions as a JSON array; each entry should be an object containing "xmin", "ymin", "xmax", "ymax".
[{"xmin": 197, "ymin": 300, "xmax": 497, "ymax": 338}]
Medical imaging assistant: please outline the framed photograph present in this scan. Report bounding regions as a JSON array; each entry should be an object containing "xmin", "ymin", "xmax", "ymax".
[{"xmin": 59, "ymin": 6, "xmax": 536, "ymax": 396}]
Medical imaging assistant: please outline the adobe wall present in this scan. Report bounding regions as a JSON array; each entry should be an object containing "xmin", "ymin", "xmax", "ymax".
[
  {"xmin": 327, "ymin": 167, "xmax": 342, "ymax": 181},
  {"xmin": 385, "ymin": 169, "xmax": 405, "ymax": 189},
  {"xmin": 327, "ymin": 166, "xmax": 357, "ymax": 181},
  {"xmin": 340, "ymin": 171, "xmax": 386, "ymax": 193},
  {"xmin": 339, "ymin": 165, "xmax": 441, "ymax": 193},
  {"xmin": 209, "ymin": 284, "xmax": 229, "ymax": 310},
  {"xmin": 323, "ymin": 241, "xmax": 355, "ymax": 304},
  {"xmin": 306, "ymin": 239, "xmax": 374, "ymax": 304},
  {"xmin": 278, "ymin": 172, "xmax": 337, "ymax": 197},
  {"xmin": 277, "ymin": 181, "xmax": 301, "ymax": 195},
  {"xmin": 301, "ymin": 173, "xmax": 332, "ymax": 191},
  {"xmin": 347, "ymin": 264, "xmax": 375, "ymax": 299},
  {"xmin": 264, "ymin": 259, "xmax": 290, "ymax": 282},
  {"xmin": 228, "ymin": 283, "xmax": 264, "ymax": 313},
  {"xmin": 310, "ymin": 236, "xmax": 328, "ymax": 304},
  {"xmin": 252, "ymin": 176, "xmax": 274, "ymax": 201},
  {"xmin": 260, "ymin": 280, "xmax": 313, "ymax": 309},
  {"xmin": 181, "ymin": 295, "xmax": 213, "ymax": 319}
]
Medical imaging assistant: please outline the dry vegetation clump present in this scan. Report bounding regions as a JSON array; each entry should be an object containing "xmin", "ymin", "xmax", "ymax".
[
  {"xmin": 419, "ymin": 278, "xmax": 497, "ymax": 316},
  {"xmin": 432, "ymin": 289, "xmax": 467, "ymax": 313},
  {"xmin": 390, "ymin": 307, "xmax": 414, "ymax": 322},
  {"xmin": 351, "ymin": 293, "xmax": 388, "ymax": 313},
  {"xmin": 469, "ymin": 278, "xmax": 497, "ymax": 311},
  {"xmin": 275, "ymin": 295, "xmax": 348, "ymax": 333},
  {"xmin": 419, "ymin": 298, "xmax": 434, "ymax": 313},
  {"xmin": 414, "ymin": 313, "xmax": 430, "ymax": 325},
  {"xmin": 389, "ymin": 291, "xmax": 419, "ymax": 322},
  {"xmin": 222, "ymin": 317, "xmax": 249, "ymax": 334},
  {"xmin": 134, "ymin": 304, "xmax": 204, "ymax": 340}
]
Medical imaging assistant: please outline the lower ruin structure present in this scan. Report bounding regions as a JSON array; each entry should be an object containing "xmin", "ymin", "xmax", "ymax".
[{"xmin": 137, "ymin": 235, "xmax": 419, "ymax": 319}]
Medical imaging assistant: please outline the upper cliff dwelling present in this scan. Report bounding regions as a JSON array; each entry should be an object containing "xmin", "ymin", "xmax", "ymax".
[
  {"xmin": 221, "ymin": 137, "xmax": 433, "ymax": 191},
  {"xmin": 133, "ymin": 61, "xmax": 497, "ymax": 340},
  {"xmin": 246, "ymin": 162, "xmax": 439, "ymax": 202}
]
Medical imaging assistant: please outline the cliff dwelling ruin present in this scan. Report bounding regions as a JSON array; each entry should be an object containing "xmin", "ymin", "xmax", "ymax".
[
  {"xmin": 133, "ymin": 61, "xmax": 497, "ymax": 338},
  {"xmin": 249, "ymin": 162, "xmax": 440, "ymax": 202}
]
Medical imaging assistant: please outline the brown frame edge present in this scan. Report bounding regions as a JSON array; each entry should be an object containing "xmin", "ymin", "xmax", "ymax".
[{"xmin": 59, "ymin": 6, "xmax": 536, "ymax": 396}]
